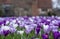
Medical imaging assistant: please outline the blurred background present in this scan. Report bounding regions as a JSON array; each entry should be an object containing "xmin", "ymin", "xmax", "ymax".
[{"xmin": 0, "ymin": 0, "xmax": 60, "ymax": 17}]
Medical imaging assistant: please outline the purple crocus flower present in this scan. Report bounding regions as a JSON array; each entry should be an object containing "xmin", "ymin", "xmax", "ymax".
[
  {"xmin": 3, "ymin": 30, "xmax": 10, "ymax": 36},
  {"xmin": 35, "ymin": 24, "xmax": 41, "ymax": 35},
  {"xmin": 0, "ymin": 19, "xmax": 10, "ymax": 26},
  {"xmin": 45, "ymin": 21, "xmax": 50, "ymax": 25},
  {"xmin": 3, "ymin": 20, "xmax": 7, "ymax": 26},
  {"xmin": 58, "ymin": 31, "xmax": 60, "ymax": 39},
  {"xmin": 58, "ymin": 22, "xmax": 60, "ymax": 28},
  {"xmin": 42, "ymin": 33, "xmax": 49, "ymax": 39},
  {"xmin": 23, "ymin": 16, "xmax": 28, "ymax": 20},
  {"xmin": 0, "ymin": 21, "xmax": 4, "ymax": 26},
  {"xmin": 53, "ymin": 31, "xmax": 59, "ymax": 39},
  {"xmin": 44, "ymin": 19, "xmax": 51, "ymax": 25}
]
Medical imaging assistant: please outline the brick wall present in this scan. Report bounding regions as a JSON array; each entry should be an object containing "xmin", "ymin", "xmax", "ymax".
[
  {"xmin": 0, "ymin": 0, "xmax": 2, "ymax": 4},
  {"xmin": 0, "ymin": 0, "xmax": 52, "ymax": 16},
  {"xmin": 38, "ymin": 0, "xmax": 52, "ymax": 8},
  {"xmin": 2, "ymin": 0, "xmax": 12, "ymax": 4},
  {"xmin": 32, "ymin": 0, "xmax": 39, "ymax": 16}
]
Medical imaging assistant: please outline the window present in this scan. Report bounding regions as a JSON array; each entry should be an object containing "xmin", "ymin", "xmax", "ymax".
[
  {"xmin": 38, "ymin": 8, "xmax": 47, "ymax": 14},
  {"xmin": 42, "ymin": 8, "xmax": 47, "ymax": 11},
  {"xmin": 2, "ymin": 4, "xmax": 14, "ymax": 16}
]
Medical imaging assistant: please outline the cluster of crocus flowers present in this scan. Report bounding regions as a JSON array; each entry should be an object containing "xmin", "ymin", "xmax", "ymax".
[
  {"xmin": 0, "ymin": 16, "xmax": 60, "ymax": 39},
  {"xmin": 0, "ymin": 26, "xmax": 16, "ymax": 36}
]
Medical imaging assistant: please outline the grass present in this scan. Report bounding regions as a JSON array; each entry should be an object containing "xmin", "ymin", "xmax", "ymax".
[{"xmin": 0, "ymin": 32, "xmax": 54, "ymax": 39}]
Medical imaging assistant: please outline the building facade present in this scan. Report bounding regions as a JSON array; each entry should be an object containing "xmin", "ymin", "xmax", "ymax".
[{"xmin": 0, "ymin": 0, "xmax": 52, "ymax": 16}]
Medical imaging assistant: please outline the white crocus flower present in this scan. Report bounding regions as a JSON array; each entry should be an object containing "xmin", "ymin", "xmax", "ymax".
[
  {"xmin": 12, "ymin": 24, "xmax": 18, "ymax": 28},
  {"xmin": 10, "ymin": 27, "xmax": 16, "ymax": 33},
  {"xmin": 11, "ymin": 20, "xmax": 16, "ymax": 23},
  {"xmin": 29, "ymin": 18, "xmax": 33, "ymax": 22},
  {"xmin": 18, "ymin": 20, "xmax": 21, "ymax": 23},
  {"xmin": 25, "ymin": 24, "xmax": 34, "ymax": 30},
  {"xmin": 52, "ymin": 20, "xmax": 56, "ymax": 24},
  {"xmin": 16, "ymin": 18, "xmax": 18, "ymax": 20},
  {"xmin": 1, "ymin": 26, "xmax": 10, "ymax": 30},
  {"xmin": 52, "ymin": 26, "xmax": 58, "ymax": 32},
  {"xmin": 25, "ymin": 25, "xmax": 29, "ymax": 30},
  {"xmin": 59, "ymin": 31, "xmax": 60, "ymax": 33},
  {"xmin": 6, "ymin": 20, "xmax": 10, "ymax": 25},
  {"xmin": 1, "ymin": 24, "xmax": 5, "ymax": 26},
  {"xmin": 52, "ymin": 25, "xmax": 58, "ymax": 29},
  {"xmin": 17, "ymin": 30, "xmax": 24, "ymax": 35},
  {"xmin": 35, "ymin": 38, "xmax": 40, "ymax": 39},
  {"xmin": 47, "ymin": 19, "xmax": 51, "ymax": 22},
  {"xmin": 32, "ymin": 16, "xmax": 35, "ymax": 19},
  {"xmin": 31, "ymin": 24, "xmax": 37, "ymax": 27},
  {"xmin": 43, "ymin": 24, "xmax": 49, "ymax": 33},
  {"xmin": 57, "ymin": 17, "xmax": 60, "ymax": 19},
  {"xmin": 52, "ymin": 29, "xmax": 58, "ymax": 32}
]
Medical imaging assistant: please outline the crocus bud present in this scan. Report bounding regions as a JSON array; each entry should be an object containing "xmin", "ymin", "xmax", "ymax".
[{"xmin": 35, "ymin": 25, "xmax": 41, "ymax": 35}]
